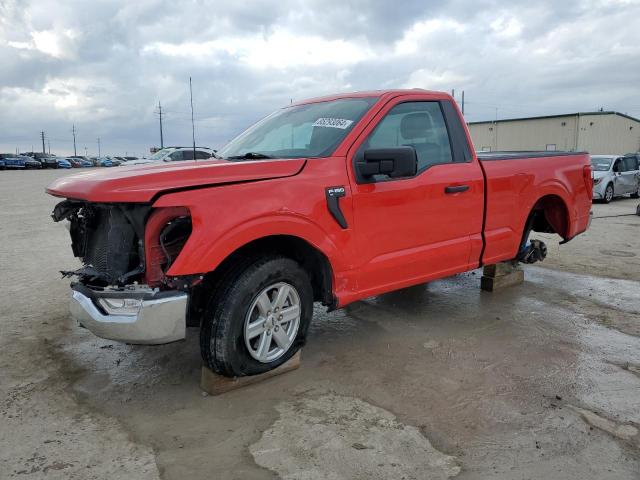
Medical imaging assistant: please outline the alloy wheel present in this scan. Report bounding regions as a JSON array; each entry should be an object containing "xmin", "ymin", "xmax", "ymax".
[{"xmin": 243, "ymin": 282, "xmax": 301, "ymax": 363}]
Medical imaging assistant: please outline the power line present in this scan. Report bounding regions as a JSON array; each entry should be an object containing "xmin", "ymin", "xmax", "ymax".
[
  {"xmin": 156, "ymin": 101, "xmax": 164, "ymax": 149},
  {"xmin": 72, "ymin": 124, "xmax": 77, "ymax": 156}
]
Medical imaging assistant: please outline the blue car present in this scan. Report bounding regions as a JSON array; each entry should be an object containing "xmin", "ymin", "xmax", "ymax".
[
  {"xmin": 98, "ymin": 157, "xmax": 113, "ymax": 167},
  {"xmin": 0, "ymin": 159, "xmax": 5, "ymax": 170},
  {"xmin": 0, "ymin": 153, "xmax": 26, "ymax": 169},
  {"xmin": 57, "ymin": 158, "xmax": 72, "ymax": 169}
]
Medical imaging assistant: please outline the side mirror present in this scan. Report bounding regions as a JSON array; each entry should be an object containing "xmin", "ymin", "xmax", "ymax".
[{"xmin": 356, "ymin": 146, "xmax": 417, "ymax": 181}]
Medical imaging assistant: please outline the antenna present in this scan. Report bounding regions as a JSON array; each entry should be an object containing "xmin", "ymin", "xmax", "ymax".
[{"xmin": 189, "ymin": 77, "xmax": 196, "ymax": 161}]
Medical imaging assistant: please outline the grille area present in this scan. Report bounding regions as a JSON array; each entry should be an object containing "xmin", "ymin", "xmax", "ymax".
[
  {"xmin": 53, "ymin": 200, "xmax": 151, "ymax": 286},
  {"xmin": 83, "ymin": 206, "xmax": 137, "ymax": 283}
]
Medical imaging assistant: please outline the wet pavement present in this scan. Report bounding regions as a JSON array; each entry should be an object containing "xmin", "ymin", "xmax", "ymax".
[{"xmin": 1, "ymin": 169, "xmax": 639, "ymax": 479}]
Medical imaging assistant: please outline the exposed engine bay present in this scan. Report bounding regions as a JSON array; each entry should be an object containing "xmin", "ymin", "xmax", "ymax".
[{"xmin": 52, "ymin": 200, "xmax": 192, "ymax": 288}]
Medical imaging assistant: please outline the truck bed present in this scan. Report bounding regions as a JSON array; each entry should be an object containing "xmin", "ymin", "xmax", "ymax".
[{"xmin": 477, "ymin": 150, "xmax": 592, "ymax": 265}]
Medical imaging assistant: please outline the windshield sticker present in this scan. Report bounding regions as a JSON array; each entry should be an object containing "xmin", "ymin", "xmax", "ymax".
[{"xmin": 312, "ymin": 118, "xmax": 354, "ymax": 129}]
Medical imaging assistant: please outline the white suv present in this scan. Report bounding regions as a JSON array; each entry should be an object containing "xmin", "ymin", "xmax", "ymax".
[{"xmin": 127, "ymin": 147, "xmax": 216, "ymax": 165}]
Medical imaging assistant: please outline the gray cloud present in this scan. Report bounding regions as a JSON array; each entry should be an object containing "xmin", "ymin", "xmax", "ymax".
[{"xmin": 1, "ymin": 0, "xmax": 639, "ymax": 156}]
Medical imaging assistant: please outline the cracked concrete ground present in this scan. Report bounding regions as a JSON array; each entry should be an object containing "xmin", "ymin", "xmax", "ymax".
[{"xmin": 1, "ymin": 169, "xmax": 639, "ymax": 479}]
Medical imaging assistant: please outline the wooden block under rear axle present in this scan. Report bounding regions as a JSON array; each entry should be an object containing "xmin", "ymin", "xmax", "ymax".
[
  {"xmin": 200, "ymin": 351, "xmax": 301, "ymax": 396},
  {"xmin": 481, "ymin": 262, "xmax": 524, "ymax": 292}
]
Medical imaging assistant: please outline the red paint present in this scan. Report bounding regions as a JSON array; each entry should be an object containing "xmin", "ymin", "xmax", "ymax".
[
  {"xmin": 46, "ymin": 158, "xmax": 305, "ymax": 203},
  {"xmin": 47, "ymin": 90, "xmax": 592, "ymax": 308}
]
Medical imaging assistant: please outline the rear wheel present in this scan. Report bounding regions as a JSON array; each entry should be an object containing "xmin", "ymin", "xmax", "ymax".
[
  {"xmin": 200, "ymin": 256, "xmax": 313, "ymax": 377},
  {"xmin": 603, "ymin": 183, "xmax": 614, "ymax": 203},
  {"xmin": 631, "ymin": 184, "xmax": 640, "ymax": 199}
]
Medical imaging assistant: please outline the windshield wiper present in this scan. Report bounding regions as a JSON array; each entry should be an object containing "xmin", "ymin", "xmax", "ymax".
[{"xmin": 226, "ymin": 152, "xmax": 273, "ymax": 160}]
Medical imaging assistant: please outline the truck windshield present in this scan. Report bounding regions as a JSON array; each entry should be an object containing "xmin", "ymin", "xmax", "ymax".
[
  {"xmin": 591, "ymin": 157, "xmax": 613, "ymax": 171},
  {"xmin": 218, "ymin": 97, "xmax": 378, "ymax": 160}
]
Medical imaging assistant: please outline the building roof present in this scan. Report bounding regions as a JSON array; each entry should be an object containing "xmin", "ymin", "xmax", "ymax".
[{"xmin": 468, "ymin": 111, "xmax": 640, "ymax": 125}]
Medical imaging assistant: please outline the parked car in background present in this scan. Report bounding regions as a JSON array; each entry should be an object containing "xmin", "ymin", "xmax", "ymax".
[
  {"xmin": 21, "ymin": 156, "xmax": 42, "ymax": 169},
  {"xmin": 0, "ymin": 159, "xmax": 5, "ymax": 170},
  {"xmin": 56, "ymin": 158, "xmax": 72, "ymax": 169},
  {"xmin": 591, "ymin": 155, "xmax": 640, "ymax": 202},
  {"xmin": 68, "ymin": 158, "xmax": 84, "ymax": 168},
  {"xmin": 125, "ymin": 147, "xmax": 215, "ymax": 165},
  {"xmin": 97, "ymin": 157, "xmax": 113, "ymax": 167},
  {"xmin": 22, "ymin": 152, "xmax": 58, "ymax": 168},
  {"xmin": 0, "ymin": 153, "xmax": 26, "ymax": 169},
  {"xmin": 69, "ymin": 156, "xmax": 93, "ymax": 166},
  {"xmin": 106, "ymin": 156, "xmax": 122, "ymax": 166}
]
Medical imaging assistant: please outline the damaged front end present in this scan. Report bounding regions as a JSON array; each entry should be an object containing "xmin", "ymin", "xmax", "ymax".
[{"xmin": 52, "ymin": 200, "xmax": 195, "ymax": 344}]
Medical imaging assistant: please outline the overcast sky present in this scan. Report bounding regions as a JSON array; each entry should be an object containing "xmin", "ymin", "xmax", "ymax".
[{"xmin": 1, "ymin": 0, "xmax": 639, "ymax": 156}]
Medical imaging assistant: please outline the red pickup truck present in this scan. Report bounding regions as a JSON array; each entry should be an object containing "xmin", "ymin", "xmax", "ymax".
[{"xmin": 48, "ymin": 89, "xmax": 592, "ymax": 377}]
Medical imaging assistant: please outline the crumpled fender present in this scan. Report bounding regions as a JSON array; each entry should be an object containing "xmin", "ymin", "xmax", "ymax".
[{"xmin": 164, "ymin": 212, "xmax": 347, "ymax": 277}]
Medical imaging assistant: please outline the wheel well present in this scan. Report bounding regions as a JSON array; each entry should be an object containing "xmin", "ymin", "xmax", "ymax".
[
  {"xmin": 187, "ymin": 235, "xmax": 335, "ymax": 326},
  {"xmin": 525, "ymin": 194, "xmax": 570, "ymax": 240}
]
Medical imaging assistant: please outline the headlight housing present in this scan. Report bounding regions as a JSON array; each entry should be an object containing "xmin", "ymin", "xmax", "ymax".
[
  {"xmin": 97, "ymin": 297, "xmax": 142, "ymax": 316},
  {"xmin": 593, "ymin": 177, "xmax": 602, "ymax": 185}
]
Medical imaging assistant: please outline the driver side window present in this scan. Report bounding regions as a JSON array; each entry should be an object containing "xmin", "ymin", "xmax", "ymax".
[
  {"xmin": 361, "ymin": 101, "xmax": 453, "ymax": 172},
  {"xmin": 613, "ymin": 159, "xmax": 623, "ymax": 172}
]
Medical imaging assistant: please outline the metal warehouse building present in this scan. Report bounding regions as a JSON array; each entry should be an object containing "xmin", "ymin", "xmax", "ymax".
[{"xmin": 467, "ymin": 111, "xmax": 640, "ymax": 155}]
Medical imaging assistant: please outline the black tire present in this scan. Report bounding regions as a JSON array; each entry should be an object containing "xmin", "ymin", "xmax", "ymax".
[
  {"xmin": 200, "ymin": 255, "xmax": 313, "ymax": 377},
  {"xmin": 631, "ymin": 185, "xmax": 640, "ymax": 199},
  {"xmin": 603, "ymin": 183, "xmax": 614, "ymax": 203}
]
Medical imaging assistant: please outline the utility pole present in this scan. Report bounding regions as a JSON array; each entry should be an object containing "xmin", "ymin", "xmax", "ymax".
[
  {"xmin": 451, "ymin": 89, "xmax": 455, "ymax": 100},
  {"xmin": 189, "ymin": 77, "xmax": 196, "ymax": 161},
  {"xmin": 97, "ymin": 137, "xmax": 101, "ymax": 157},
  {"xmin": 72, "ymin": 124, "xmax": 77, "ymax": 156},
  {"xmin": 461, "ymin": 90, "xmax": 465, "ymax": 115},
  {"xmin": 47, "ymin": 140, "xmax": 51, "ymax": 155},
  {"xmin": 40, "ymin": 131, "xmax": 46, "ymax": 154},
  {"xmin": 157, "ymin": 101, "xmax": 164, "ymax": 149}
]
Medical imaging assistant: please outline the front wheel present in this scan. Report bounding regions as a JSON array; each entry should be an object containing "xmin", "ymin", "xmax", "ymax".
[
  {"xmin": 200, "ymin": 256, "xmax": 313, "ymax": 377},
  {"xmin": 603, "ymin": 183, "xmax": 614, "ymax": 203},
  {"xmin": 631, "ymin": 184, "xmax": 640, "ymax": 199}
]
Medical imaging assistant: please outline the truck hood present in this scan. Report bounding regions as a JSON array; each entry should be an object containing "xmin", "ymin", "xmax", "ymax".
[{"xmin": 46, "ymin": 158, "xmax": 306, "ymax": 203}]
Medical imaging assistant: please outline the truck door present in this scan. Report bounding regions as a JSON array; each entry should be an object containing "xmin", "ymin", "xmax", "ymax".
[{"xmin": 347, "ymin": 97, "xmax": 484, "ymax": 295}]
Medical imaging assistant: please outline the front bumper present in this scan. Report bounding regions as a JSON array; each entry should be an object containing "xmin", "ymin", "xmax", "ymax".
[
  {"xmin": 592, "ymin": 180, "xmax": 606, "ymax": 199},
  {"xmin": 69, "ymin": 285, "xmax": 187, "ymax": 344}
]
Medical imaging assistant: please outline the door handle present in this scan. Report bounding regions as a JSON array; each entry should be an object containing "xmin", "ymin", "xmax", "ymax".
[{"xmin": 444, "ymin": 185, "xmax": 470, "ymax": 194}]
